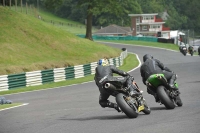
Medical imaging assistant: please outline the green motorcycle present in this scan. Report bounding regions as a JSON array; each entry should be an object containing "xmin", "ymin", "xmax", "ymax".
[{"xmin": 146, "ymin": 74, "xmax": 183, "ymax": 109}]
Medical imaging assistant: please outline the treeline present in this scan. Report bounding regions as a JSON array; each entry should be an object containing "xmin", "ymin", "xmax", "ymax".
[{"xmin": 1, "ymin": 0, "xmax": 200, "ymax": 33}]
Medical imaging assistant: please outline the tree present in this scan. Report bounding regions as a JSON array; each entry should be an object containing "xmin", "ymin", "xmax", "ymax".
[
  {"xmin": 165, "ymin": 4, "xmax": 187, "ymax": 30},
  {"xmin": 77, "ymin": 0, "xmax": 125, "ymax": 40},
  {"xmin": 136, "ymin": 0, "xmax": 164, "ymax": 13},
  {"xmin": 94, "ymin": 0, "xmax": 142, "ymax": 27},
  {"xmin": 177, "ymin": 0, "xmax": 200, "ymax": 31},
  {"xmin": 163, "ymin": 0, "xmax": 200, "ymax": 33},
  {"xmin": 44, "ymin": 0, "xmax": 64, "ymax": 11}
]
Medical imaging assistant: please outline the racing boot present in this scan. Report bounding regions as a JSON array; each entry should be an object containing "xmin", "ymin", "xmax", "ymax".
[
  {"xmin": 169, "ymin": 81, "xmax": 180, "ymax": 94},
  {"xmin": 169, "ymin": 81, "xmax": 175, "ymax": 89},
  {"xmin": 169, "ymin": 83, "xmax": 180, "ymax": 95},
  {"xmin": 107, "ymin": 102, "xmax": 122, "ymax": 113},
  {"xmin": 169, "ymin": 74, "xmax": 177, "ymax": 89},
  {"xmin": 113, "ymin": 103, "xmax": 122, "ymax": 112},
  {"xmin": 169, "ymin": 75, "xmax": 181, "ymax": 95}
]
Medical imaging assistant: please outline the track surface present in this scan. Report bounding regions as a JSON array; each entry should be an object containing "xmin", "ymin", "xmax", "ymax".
[{"xmin": 1, "ymin": 42, "xmax": 200, "ymax": 133}]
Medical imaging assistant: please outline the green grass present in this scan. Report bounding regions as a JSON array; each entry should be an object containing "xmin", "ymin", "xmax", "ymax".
[
  {"xmin": 101, "ymin": 40, "xmax": 180, "ymax": 51},
  {"xmin": 0, "ymin": 103, "xmax": 22, "ymax": 110},
  {"xmin": 10, "ymin": 6, "xmax": 97, "ymax": 34},
  {"xmin": 0, "ymin": 6, "xmax": 120, "ymax": 75}
]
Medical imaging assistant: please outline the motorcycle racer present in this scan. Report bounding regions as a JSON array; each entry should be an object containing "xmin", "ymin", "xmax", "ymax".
[
  {"xmin": 140, "ymin": 54, "xmax": 180, "ymax": 102},
  {"xmin": 94, "ymin": 58, "xmax": 140, "ymax": 112}
]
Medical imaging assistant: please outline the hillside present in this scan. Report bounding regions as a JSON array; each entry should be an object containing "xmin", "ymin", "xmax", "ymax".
[{"xmin": 0, "ymin": 6, "xmax": 121, "ymax": 75}]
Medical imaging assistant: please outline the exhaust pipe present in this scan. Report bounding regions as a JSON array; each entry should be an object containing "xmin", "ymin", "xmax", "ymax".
[
  {"xmin": 105, "ymin": 83, "xmax": 111, "ymax": 89},
  {"xmin": 104, "ymin": 83, "xmax": 117, "ymax": 90}
]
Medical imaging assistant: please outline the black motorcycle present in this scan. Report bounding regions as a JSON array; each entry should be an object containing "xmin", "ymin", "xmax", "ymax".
[
  {"xmin": 103, "ymin": 77, "xmax": 151, "ymax": 118},
  {"xmin": 180, "ymin": 47, "xmax": 187, "ymax": 56},
  {"xmin": 188, "ymin": 48, "xmax": 194, "ymax": 56}
]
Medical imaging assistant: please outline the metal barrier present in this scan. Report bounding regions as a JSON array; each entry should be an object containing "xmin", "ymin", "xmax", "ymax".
[{"xmin": 0, "ymin": 50, "xmax": 127, "ymax": 91}]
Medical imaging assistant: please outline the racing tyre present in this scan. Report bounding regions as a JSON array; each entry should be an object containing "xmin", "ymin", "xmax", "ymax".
[
  {"xmin": 116, "ymin": 93, "xmax": 138, "ymax": 118},
  {"xmin": 142, "ymin": 100, "xmax": 151, "ymax": 114},
  {"xmin": 157, "ymin": 86, "xmax": 175, "ymax": 109}
]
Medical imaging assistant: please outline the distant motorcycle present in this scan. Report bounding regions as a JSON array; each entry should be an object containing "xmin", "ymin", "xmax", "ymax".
[
  {"xmin": 146, "ymin": 74, "xmax": 183, "ymax": 109},
  {"xmin": 198, "ymin": 47, "xmax": 200, "ymax": 56},
  {"xmin": 188, "ymin": 47, "xmax": 194, "ymax": 56},
  {"xmin": 189, "ymin": 50, "xmax": 193, "ymax": 56},
  {"xmin": 180, "ymin": 47, "xmax": 187, "ymax": 56},
  {"xmin": 103, "ymin": 76, "xmax": 151, "ymax": 118}
]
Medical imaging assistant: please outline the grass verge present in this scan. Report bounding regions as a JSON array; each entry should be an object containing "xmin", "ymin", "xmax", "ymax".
[
  {"xmin": 99, "ymin": 40, "xmax": 180, "ymax": 51},
  {"xmin": 0, "ymin": 103, "xmax": 22, "ymax": 110}
]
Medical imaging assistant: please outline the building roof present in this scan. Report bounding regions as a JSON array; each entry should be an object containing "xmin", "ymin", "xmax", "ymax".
[
  {"xmin": 93, "ymin": 24, "xmax": 132, "ymax": 35},
  {"xmin": 128, "ymin": 13, "xmax": 158, "ymax": 17}
]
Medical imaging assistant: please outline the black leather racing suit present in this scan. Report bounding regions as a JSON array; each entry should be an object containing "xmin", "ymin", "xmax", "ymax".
[
  {"xmin": 94, "ymin": 65, "xmax": 134, "ymax": 109},
  {"xmin": 140, "ymin": 58, "xmax": 177, "ymax": 94}
]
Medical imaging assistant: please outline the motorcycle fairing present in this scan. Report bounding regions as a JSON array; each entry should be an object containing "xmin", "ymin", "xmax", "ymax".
[{"xmin": 146, "ymin": 74, "xmax": 168, "ymax": 89}]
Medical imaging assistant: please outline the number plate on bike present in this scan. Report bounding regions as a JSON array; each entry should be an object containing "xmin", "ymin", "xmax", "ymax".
[{"xmin": 138, "ymin": 105, "xmax": 144, "ymax": 112}]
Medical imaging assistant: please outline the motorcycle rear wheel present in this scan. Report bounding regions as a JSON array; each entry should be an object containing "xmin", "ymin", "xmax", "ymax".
[
  {"xmin": 157, "ymin": 86, "xmax": 175, "ymax": 109},
  {"xmin": 116, "ymin": 93, "xmax": 138, "ymax": 118}
]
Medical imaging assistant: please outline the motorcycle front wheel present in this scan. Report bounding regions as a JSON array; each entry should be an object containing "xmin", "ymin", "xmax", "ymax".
[
  {"xmin": 116, "ymin": 93, "xmax": 138, "ymax": 118},
  {"xmin": 142, "ymin": 99, "xmax": 151, "ymax": 114},
  {"xmin": 175, "ymin": 95, "xmax": 183, "ymax": 107},
  {"xmin": 157, "ymin": 86, "xmax": 175, "ymax": 109}
]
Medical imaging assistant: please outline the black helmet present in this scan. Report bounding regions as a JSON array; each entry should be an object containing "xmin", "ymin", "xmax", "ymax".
[{"xmin": 143, "ymin": 54, "xmax": 153, "ymax": 62}]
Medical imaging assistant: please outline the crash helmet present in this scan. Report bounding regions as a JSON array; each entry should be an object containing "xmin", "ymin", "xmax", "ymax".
[
  {"xmin": 98, "ymin": 58, "xmax": 109, "ymax": 66},
  {"xmin": 143, "ymin": 54, "xmax": 153, "ymax": 62}
]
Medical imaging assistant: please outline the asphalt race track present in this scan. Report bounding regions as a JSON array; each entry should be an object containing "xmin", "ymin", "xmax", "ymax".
[{"xmin": 1, "ymin": 42, "xmax": 200, "ymax": 133}]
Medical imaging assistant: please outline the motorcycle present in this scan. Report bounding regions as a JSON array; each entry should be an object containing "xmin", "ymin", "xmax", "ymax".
[
  {"xmin": 180, "ymin": 47, "xmax": 187, "ymax": 56},
  {"xmin": 103, "ymin": 77, "xmax": 151, "ymax": 118},
  {"xmin": 190, "ymin": 50, "xmax": 194, "ymax": 56},
  {"xmin": 146, "ymin": 74, "xmax": 183, "ymax": 109},
  {"xmin": 188, "ymin": 49, "xmax": 194, "ymax": 56}
]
